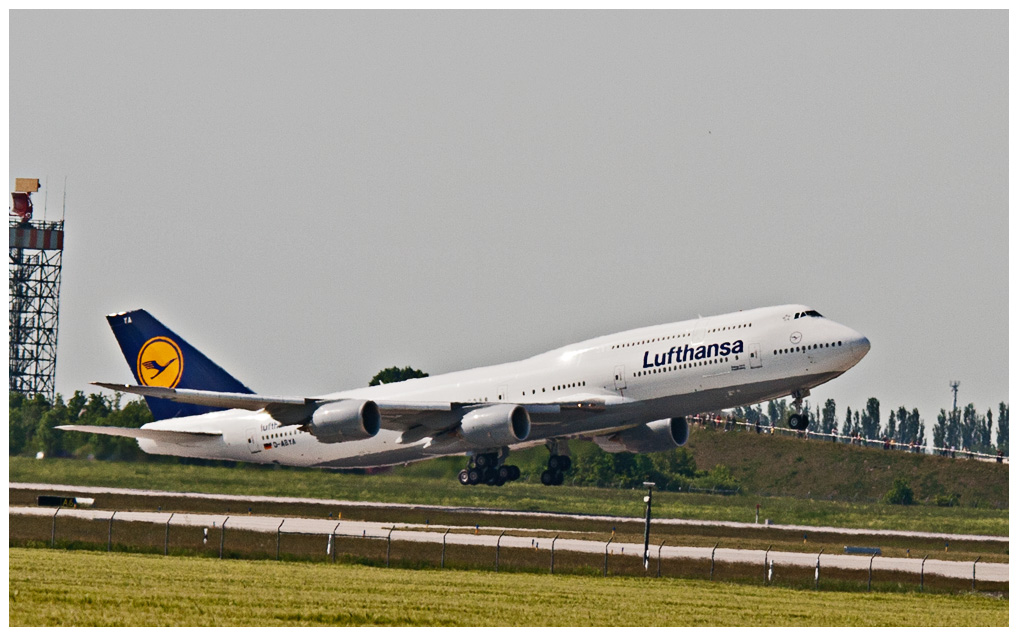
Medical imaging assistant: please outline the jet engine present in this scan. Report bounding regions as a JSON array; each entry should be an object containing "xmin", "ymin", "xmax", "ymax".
[
  {"xmin": 306, "ymin": 400, "xmax": 381, "ymax": 444},
  {"xmin": 459, "ymin": 404, "xmax": 531, "ymax": 448},
  {"xmin": 594, "ymin": 417, "xmax": 689, "ymax": 454}
]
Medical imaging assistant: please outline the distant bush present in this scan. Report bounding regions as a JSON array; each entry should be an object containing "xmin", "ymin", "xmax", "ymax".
[
  {"xmin": 688, "ymin": 464, "xmax": 740, "ymax": 493},
  {"xmin": 933, "ymin": 493, "xmax": 960, "ymax": 507},
  {"xmin": 881, "ymin": 477, "xmax": 914, "ymax": 505}
]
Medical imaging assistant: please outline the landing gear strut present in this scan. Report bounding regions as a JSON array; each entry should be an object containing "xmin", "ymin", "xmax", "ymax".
[
  {"xmin": 787, "ymin": 389, "xmax": 810, "ymax": 431},
  {"xmin": 458, "ymin": 449, "xmax": 521, "ymax": 487},
  {"xmin": 540, "ymin": 439, "xmax": 572, "ymax": 486}
]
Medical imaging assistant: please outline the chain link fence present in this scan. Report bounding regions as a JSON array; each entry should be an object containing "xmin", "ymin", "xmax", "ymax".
[{"xmin": 9, "ymin": 507, "xmax": 1004, "ymax": 595}]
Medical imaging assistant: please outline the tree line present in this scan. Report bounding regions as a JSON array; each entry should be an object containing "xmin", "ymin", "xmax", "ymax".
[
  {"xmin": 8, "ymin": 388, "xmax": 738, "ymax": 493},
  {"xmin": 731, "ymin": 397, "xmax": 1008, "ymax": 455},
  {"xmin": 9, "ymin": 391, "xmax": 152, "ymax": 461}
]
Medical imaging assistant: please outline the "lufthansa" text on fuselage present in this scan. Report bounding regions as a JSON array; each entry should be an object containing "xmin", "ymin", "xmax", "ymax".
[{"xmin": 642, "ymin": 340, "xmax": 744, "ymax": 368}]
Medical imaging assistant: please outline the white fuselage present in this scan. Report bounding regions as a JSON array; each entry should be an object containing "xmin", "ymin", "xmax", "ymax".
[{"xmin": 137, "ymin": 304, "xmax": 870, "ymax": 468}]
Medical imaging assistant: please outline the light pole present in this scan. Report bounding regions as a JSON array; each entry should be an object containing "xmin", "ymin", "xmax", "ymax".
[{"xmin": 642, "ymin": 481, "xmax": 655, "ymax": 571}]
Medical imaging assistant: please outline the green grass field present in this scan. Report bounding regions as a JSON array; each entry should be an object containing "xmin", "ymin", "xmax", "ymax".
[
  {"xmin": 8, "ymin": 548, "xmax": 1007, "ymax": 626},
  {"xmin": 10, "ymin": 456, "xmax": 1008, "ymax": 536}
]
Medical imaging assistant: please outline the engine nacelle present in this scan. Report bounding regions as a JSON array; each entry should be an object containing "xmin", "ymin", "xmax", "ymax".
[
  {"xmin": 459, "ymin": 404, "xmax": 531, "ymax": 448},
  {"xmin": 595, "ymin": 417, "xmax": 689, "ymax": 454},
  {"xmin": 307, "ymin": 400, "xmax": 381, "ymax": 444}
]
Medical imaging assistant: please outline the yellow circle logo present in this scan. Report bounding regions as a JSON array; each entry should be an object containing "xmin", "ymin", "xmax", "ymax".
[{"xmin": 136, "ymin": 337, "xmax": 184, "ymax": 388}]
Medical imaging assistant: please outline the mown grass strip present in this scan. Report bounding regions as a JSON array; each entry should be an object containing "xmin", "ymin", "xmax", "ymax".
[
  {"xmin": 10, "ymin": 457, "xmax": 1008, "ymax": 536},
  {"xmin": 8, "ymin": 548, "xmax": 1007, "ymax": 626}
]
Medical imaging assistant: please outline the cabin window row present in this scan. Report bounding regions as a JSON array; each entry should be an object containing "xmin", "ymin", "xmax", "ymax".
[
  {"xmin": 774, "ymin": 341, "xmax": 842, "ymax": 355},
  {"xmin": 707, "ymin": 323, "xmax": 752, "ymax": 333},
  {"xmin": 632, "ymin": 357, "xmax": 730, "ymax": 377},
  {"xmin": 611, "ymin": 332, "xmax": 693, "ymax": 350},
  {"xmin": 263, "ymin": 430, "xmax": 299, "ymax": 440},
  {"xmin": 523, "ymin": 380, "xmax": 586, "ymax": 396}
]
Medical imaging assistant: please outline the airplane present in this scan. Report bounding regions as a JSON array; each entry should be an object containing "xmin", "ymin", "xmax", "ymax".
[{"xmin": 59, "ymin": 304, "xmax": 870, "ymax": 486}]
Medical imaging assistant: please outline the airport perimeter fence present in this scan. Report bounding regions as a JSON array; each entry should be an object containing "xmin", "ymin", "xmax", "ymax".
[
  {"xmin": 8, "ymin": 507, "xmax": 1004, "ymax": 595},
  {"xmin": 694, "ymin": 415, "xmax": 1008, "ymax": 464}
]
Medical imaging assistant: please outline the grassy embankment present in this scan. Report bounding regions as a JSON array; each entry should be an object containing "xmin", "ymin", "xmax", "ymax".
[
  {"xmin": 10, "ymin": 451, "xmax": 1008, "ymax": 538},
  {"xmin": 687, "ymin": 426, "xmax": 1008, "ymax": 507},
  {"xmin": 8, "ymin": 548, "xmax": 1008, "ymax": 626}
]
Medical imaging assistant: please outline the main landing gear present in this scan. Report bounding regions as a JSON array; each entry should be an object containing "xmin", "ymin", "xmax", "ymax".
[
  {"xmin": 787, "ymin": 389, "xmax": 810, "ymax": 431},
  {"xmin": 457, "ymin": 450, "xmax": 521, "ymax": 487},
  {"xmin": 540, "ymin": 439, "xmax": 572, "ymax": 486}
]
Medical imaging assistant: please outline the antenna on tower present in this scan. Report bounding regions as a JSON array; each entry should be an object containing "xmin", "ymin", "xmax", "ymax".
[{"xmin": 950, "ymin": 381, "xmax": 960, "ymax": 412}]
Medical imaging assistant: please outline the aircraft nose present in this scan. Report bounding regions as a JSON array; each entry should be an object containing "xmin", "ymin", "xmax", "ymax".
[{"xmin": 848, "ymin": 330, "xmax": 870, "ymax": 363}]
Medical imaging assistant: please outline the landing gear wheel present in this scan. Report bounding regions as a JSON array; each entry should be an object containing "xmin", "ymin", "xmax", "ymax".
[
  {"xmin": 788, "ymin": 413, "xmax": 808, "ymax": 431},
  {"xmin": 541, "ymin": 469, "xmax": 556, "ymax": 486},
  {"xmin": 467, "ymin": 469, "xmax": 482, "ymax": 485},
  {"xmin": 458, "ymin": 469, "xmax": 470, "ymax": 486},
  {"xmin": 553, "ymin": 470, "xmax": 565, "ymax": 486},
  {"xmin": 475, "ymin": 454, "xmax": 491, "ymax": 468},
  {"xmin": 507, "ymin": 465, "xmax": 520, "ymax": 481},
  {"xmin": 548, "ymin": 455, "xmax": 563, "ymax": 471},
  {"xmin": 558, "ymin": 456, "xmax": 572, "ymax": 472},
  {"xmin": 498, "ymin": 465, "xmax": 512, "ymax": 481}
]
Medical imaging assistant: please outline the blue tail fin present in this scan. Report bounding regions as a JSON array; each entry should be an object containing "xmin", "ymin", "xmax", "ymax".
[{"xmin": 106, "ymin": 309, "xmax": 254, "ymax": 420}]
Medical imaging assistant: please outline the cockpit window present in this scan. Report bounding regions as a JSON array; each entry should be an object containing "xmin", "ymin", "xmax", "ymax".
[{"xmin": 794, "ymin": 310, "xmax": 824, "ymax": 319}]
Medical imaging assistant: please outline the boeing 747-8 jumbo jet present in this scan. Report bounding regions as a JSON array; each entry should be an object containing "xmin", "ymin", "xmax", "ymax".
[{"xmin": 60, "ymin": 305, "xmax": 869, "ymax": 486}]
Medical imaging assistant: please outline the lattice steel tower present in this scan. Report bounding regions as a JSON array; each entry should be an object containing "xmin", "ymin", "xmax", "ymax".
[{"xmin": 9, "ymin": 178, "xmax": 65, "ymax": 402}]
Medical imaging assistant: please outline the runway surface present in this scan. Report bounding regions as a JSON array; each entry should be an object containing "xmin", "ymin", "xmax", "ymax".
[{"xmin": 10, "ymin": 483, "xmax": 1009, "ymax": 583}]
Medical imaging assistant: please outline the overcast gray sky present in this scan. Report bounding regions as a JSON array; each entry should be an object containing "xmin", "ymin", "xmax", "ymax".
[{"xmin": 9, "ymin": 10, "xmax": 1008, "ymax": 431}]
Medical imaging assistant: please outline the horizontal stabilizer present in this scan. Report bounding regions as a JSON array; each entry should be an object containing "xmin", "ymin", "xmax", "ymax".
[{"xmin": 56, "ymin": 425, "xmax": 222, "ymax": 444}]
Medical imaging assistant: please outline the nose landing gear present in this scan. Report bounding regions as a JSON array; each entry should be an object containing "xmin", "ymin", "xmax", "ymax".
[{"xmin": 787, "ymin": 389, "xmax": 811, "ymax": 431}]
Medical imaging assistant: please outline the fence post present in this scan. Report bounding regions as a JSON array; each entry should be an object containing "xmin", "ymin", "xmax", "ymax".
[
  {"xmin": 814, "ymin": 550, "xmax": 822, "ymax": 590},
  {"xmin": 50, "ymin": 506, "xmax": 61, "ymax": 548},
  {"xmin": 710, "ymin": 542, "xmax": 718, "ymax": 580},
  {"xmin": 972, "ymin": 557, "xmax": 981, "ymax": 591},
  {"xmin": 386, "ymin": 528, "xmax": 394, "ymax": 567},
  {"xmin": 921, "ymin": 554, "xmax": 929, "ymax": 592},
  {"xmin": 441, "ymin": 529, "xmax": 450, "ymax": 568},
  {"xmin": 107, "ymin": 511, "xmax": 116, "ymax": 552},
  {"xmin": 604, "ymin": 536, "xmax": 613, "ymax": 576},
  {"xmin": 276, "ymin": 519, "xmax": 285, "ymax": 561},
  {"xmin": 164, "ymin": 513, "xmax": 175, "ymax": 556},
  {"xmin": 495, "ymin": 531, "xmax": 506, "ymax": 572},
  {"xmin": 219, "ymin": 517, "xmax": 229, "ymax": 559},
  {"xmin": 328, "ymin": 522, "xmax": 341, "ymax": 563},
  {"xmin": 764, "ymin": 545, "xmax": 772, "ymax": 585},
  {"xmin": 657, "ymin": 541, "xmax": 665, "ymax": 578},
  {"xmin": 868, "ymin": 554, "xmax": 875, "ymax": 591},
  {"xmin": 550, "ymin": 535, "xmax": 559, "ymax": 574}
]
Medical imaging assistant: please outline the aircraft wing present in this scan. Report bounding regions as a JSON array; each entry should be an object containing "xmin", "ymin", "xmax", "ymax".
[
  {"xmin": 92, "ymin": 382, "xmax": 321, "ymax": 424},
  {"xmin": 92, "ymin": 382, "xmax": 629, "ymax": 434},
  {"xmin": 92, "ymin": 382, "xmax": 459, "ymax": 429}
]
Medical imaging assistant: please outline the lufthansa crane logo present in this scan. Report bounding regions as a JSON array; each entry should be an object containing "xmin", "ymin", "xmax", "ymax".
[{"xmin": 136, "ymin": 337, "xmax": 183, "ymax": 388}]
